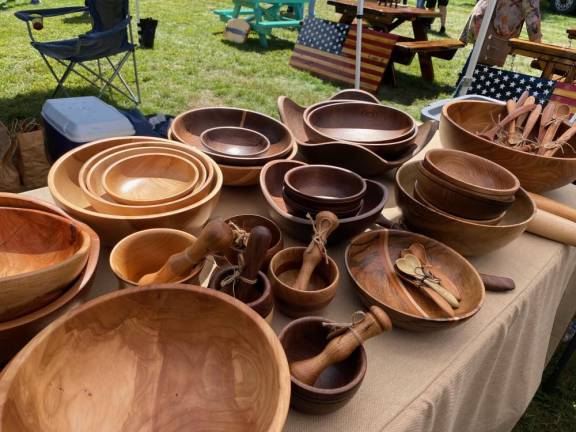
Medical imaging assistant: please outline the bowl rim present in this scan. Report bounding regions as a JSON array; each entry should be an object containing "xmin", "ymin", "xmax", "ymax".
[
  {"xmin": 223, "ymin": 213, "xmax": 283, "ymax": 252},
  {"xmin": 200, "ymin": 126, "xmax": 271, "ymax": 157}
]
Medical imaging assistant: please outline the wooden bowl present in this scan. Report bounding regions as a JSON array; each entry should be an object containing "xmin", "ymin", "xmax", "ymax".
[
  {"xmin": 278, "ymin": 316, "xmax": 366, "ymax": 414},
  {"xmin": 396, "ymin": 161, "xmax": 536, "ymax": 256},
  {"xmin": 345, "ymin": 229, "xmax": 485, "ymax": 331},
  {"xmin": 0, "ymin": 207, "xmax": 91, "ymax": 322},
  {"xmin": 109, "ymin": 228, "xmax": 201, "ymax": 289},
  {"xmin": 170, "ymin": 107, "xmax": 295, "ymax": 167},
  {"xmin": 0, "ymin": 193, "xmax": 100, "ymax": 364},
  {"xmin": 201, "ymin": 126, "xmax": 271, "ymax": 158},
  {"xmin": 260, "ymin": 160, "xmax": 388, "ymax": 244},
  {"xmin": 209, "ymin": 266, "xmax": 274, "ymax": 322},
  {"xmin": 268, "ymin": 247, "xmax": 339, "ymax": 318},
  {"xmin": 102, "ymin": 153, "xmax": 200, "ymax": 205},
  {"xmin": 48, "ymin": 137, "xmax": 223, "ymax": 246},
  {"xmin": 329, "ymin": 89, "xmax": 380, "ymax": 103},
  {"xmin": 0, "ymin": 285, "xmax": 291, "ymax": 431},
  {"xmin": 440, "ymin": 100, "xmax": 576, "ymax": 192},
  {"xmin": 282, "ymin": 190, "xmax": 363, "ymax": 218}
]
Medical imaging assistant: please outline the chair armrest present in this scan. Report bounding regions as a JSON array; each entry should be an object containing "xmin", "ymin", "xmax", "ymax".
[
  {"xmin": 80, "ymin": 17, "xmax": 131, "ymax": 41},
  {"xmin": 15, "ymin": 6, "xmax": 88, "ymax": 22}
]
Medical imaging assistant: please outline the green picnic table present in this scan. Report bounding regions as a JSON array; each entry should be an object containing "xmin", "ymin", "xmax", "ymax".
[{"xmin": 214, "ymin": 0, "xmax": 310, "ymax": 47}]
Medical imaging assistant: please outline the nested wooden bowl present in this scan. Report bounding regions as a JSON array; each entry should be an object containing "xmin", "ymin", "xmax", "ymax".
[
  {"xmin": 278, "ymin": 316, "xmax": 366, "ymax": 414},
  {"xmin": 200, "ymin": 126, "xmax": 271, "ymax": 158},
  {"xmin": 48, "ymin": 137, "xmax": 223, "ymax": 246},
  {"xmin": 282, "ymin": 191, "xmax": 363, "ymax": 218},
  {"xmin": 345, "ymin": 229, "xmax": 485, "ymax": 331},
  {"xmin": 268, "ymin": 247, "xmax": 339, "ymax": 318},
  {"xmin": 329, "ymin": 89, "xmax": 380, "ymax": 103},
  {"xmin": 0, "ymin": 285, "xmax": 291, "ymax": 431},
  {"xmin": 0, "ymin": 193, "xmax": 100, "ymax": 364},
  {"xmin": 0, "ymin": 207, "xmax": 91, "ymax": 322},
  {"xmin": 396, "ymin": 161, "xmax": 536, "ymax": 256},
  {"xmin": 109, "ymin": 228, "xmax": 201, "ymax": 289},
  {"xmin": 440, "ymin": 100, "xmax": 576, "ymax": 192}
]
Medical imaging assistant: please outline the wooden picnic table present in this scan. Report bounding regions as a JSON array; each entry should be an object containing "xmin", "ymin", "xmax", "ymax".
[
  {"xmin": 509, "ymin": 38, "xmax": 576, "ymax": 83},
  {"xmin": 567, "ymin": 29, "xmax": 576, "ymax": 41}
]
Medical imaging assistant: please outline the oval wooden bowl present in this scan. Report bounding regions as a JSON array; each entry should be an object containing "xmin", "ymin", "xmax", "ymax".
[
  {"xmin": 110, "ymin": 228, "xmax": 201, "ymax": 289},
  {"xmin": 440, "ymin": 100, "xmax": 576, "ymax": 192},
  {"xmin": 201, "ymin": 126, "xmax": 271, "ymax": 158},
  {"xmin": 345, "ymin": 229, "xmax": 485, "ymax": 331},
  {"xmin": 103, "ymin": 153, "xmax": 200, "ymax": 205},
  {"xmin": 396, "ymin": 161, "xmax": 536, "ymax": 256},
  {"xmin": 209, "ymin": 266, "xmax": 274, "ymax": 322},
  {"xmin": 0, "ymin": 207, "xmax": 91, "ymax": 322},
  {"xmin": 48, "ymin": 137, "xmax": 223, "ymax": 246},
  {"xmin": 278, "ymin": 316, "xmax": 366, "ymax": 414},
  {"xmin": 0, "ymin": 193, "xmax": 100, "ymax": 364},
  {"xmin": 0, "ymin": 285, "xmax": 291, "ymax": 431},
  {"xmin": 268, "ymin": 247, "xmax": 339, "ymax": 318},
  {"xmin": 170, "ymin": 107, "xmax": 295, "ymax": 167},
  {"xmin": 260, "ymin": 160, "xmax": 389, "ymax": 244}
]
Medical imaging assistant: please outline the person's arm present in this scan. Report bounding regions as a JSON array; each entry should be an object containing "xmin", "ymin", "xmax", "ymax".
[{"xmin": 522, "ymin": 0, "xmax": 542, "ymax": 42}]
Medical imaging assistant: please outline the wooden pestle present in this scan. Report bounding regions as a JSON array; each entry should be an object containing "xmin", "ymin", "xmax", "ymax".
[
  {"xmin": 527, "ymin": 209, "xmax": 576, "ymax": 247},
  {"xmin": 138, "ymin": 219, "xmax": 234, "ymax": 285},
  {"xmin": 232, "ymin": 226, "xmax": 272, "ymax": 302},
  {"xmin": 292, "ymin": 211, "xmax": 340, "ymax": 291},
  {"xmin": 528, "ymin": 192, "xmax": 576, "ymax": 224},
  {"xmin": 289, "ymin": 306, "xmax": 392, "ymax": 386}
]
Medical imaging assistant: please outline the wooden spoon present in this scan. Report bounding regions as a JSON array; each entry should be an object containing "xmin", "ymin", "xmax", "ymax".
[
  {"xmin": 479, "ymin": 104, "xmax": 536, "ymax": 141},
  {"xmin": 516, "ymin": 91, "xmax": 530, "ymax": 106},
  {"xmin": 292, "ymin": 211, "xmax": 339, "ymax": 291},
  {"xmin": 289, "ymin": 306, "xmax": 392, "ymax": 386},
  {"xmin": 516, "ymin": 96, "xmax": 536, "ymax": 129},
  {"xmin": 138, "ymin": 219, "xmax": 234, "ymax": 285},
  {"xmin": 522, "ymin": 104, "xmax": 542, "ymax": 140},
  {"xmin": 539, "ymin": 104, "xmax": 571, "ymax": 155},
  {"xmin": 545, "ymin": 121, "xmax": 576, "ymax": 157},
  {"xmin": 538, "ymin": 103, "xmax": 556, "ymax": 143},
  {"xmin": 506, "ymin": 100, "xmax": 518, "ymax": 141},
  {"xmin": 395, "ymin": 270, "xmax": 455, "ymax": 317}
]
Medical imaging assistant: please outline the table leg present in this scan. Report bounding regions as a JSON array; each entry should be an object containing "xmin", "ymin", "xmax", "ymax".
[
  {"xmin": 542, "ymin": 61, "xmax": 555, "ymax": 80},
  {"xmin": 383, "ymin": 61, "xmax": 398, "ymax": 87},
  {"xmin": 339, "ymin": 12, "xmax": 354, "ymax": 24},
  {"xmin": 412, "ymin": 19, "xmax": 435, "ymax": 81},
  {"xmin": 566, "ymin": 66, "xmax": 576, "ymax": 83}
]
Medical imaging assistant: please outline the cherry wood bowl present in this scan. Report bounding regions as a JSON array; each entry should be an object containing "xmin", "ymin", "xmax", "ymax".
[
  {"xmin": 201, "ymin": 126, "xmax": 271, "ymax": 158},
  {"xmin": 440, "ymin": 100, "xmax": 576, "ymax": 192},
  {"xmin": 0, "ymin": 285, "xmax": 290, "ymax": 431},
  {"xmin": 109, "ymin": 228, "xmax": 201, "ymax": 289},
  {"xmin": 209, "ymin": 266, "xmax": 274, "ymax": 322},
  {"xmin": 260, "ymin": 160, "xmax": 389, "ymax": 244},
  {"xmin": 0, "ymin": 207, "xmax": 91, "ymax": 322},
  {"xmin": 48, "ymin": 137, "xmax": 223, "ymax": 246},
  {"xmin": 345, "ymin": 229, "xmax": 485, "ymax": 331},
  {"xmin": 329, "ymin": 89, "xmax": 380, "ymax": 103},
  {"xmin": 102, "ymin": 153, "xmax": 199, "ymax": 205},
  {"xmin": 268, "ymin": 247, "xmax": 339, "ymax": 318},
  {"xmin": 0, "ymin": 193, "xmax": 100, "ymax": 364},
  {"xmin": 396, "ymin": 161, "xmax": 536, "ymax": 256},
  {"xmin": 278, "ymin": 316, "xmax": 366, "ymax": 414}
]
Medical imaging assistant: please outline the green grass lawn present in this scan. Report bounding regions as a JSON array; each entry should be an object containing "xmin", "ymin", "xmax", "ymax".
[{"xmin": 0, "ymin": 0, "xmax": 575, "ymax": 430}]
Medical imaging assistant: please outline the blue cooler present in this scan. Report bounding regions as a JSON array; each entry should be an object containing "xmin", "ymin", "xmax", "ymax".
[{"xmin": 42, "ymin": 97, "xmax": 135, "ymax": 161}]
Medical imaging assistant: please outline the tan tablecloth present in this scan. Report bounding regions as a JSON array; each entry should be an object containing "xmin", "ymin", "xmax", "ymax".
[{"xmin": 25, "ymin": 136, "xmax": 576, "ymax": 432}]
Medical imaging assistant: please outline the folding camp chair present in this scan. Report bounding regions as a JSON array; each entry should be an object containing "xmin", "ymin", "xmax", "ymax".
[{"xmin": 15, "ymin": 0, "xmax": 141, "ymax": 104}]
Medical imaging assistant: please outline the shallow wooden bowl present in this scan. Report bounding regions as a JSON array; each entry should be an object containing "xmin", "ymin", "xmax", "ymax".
[
  {"xmin": 103, "ymin": 153, "xmax": 200, "ymax": 205},
  {"xmin": 268, "ymin": 247, "xmax": 339, "ymax": 318},
  {"xmin": 260, "ymin": 160, "xmax": 388, "ymax": 244},
  {"xmin": 110, "ymin": 228, "xmax": 200, "ymax": 289},
  {"xmin": 0, "ymin": 193, "xmax": 100, "ymax": 364},
  {"xmin": 48, "ymin": 137, "xmax": 223, "ymax": 246},
  {"xmin": 0, "ymin": 207, "xmax": 91, "ymax": 322},
  {"xmin": 201, "ymin": 126, "xmax": 271, "ymax": 158},
  {"xmin": 440, "ymin": 100, "xmax": 576, "ymax": 192},
  {"xmin": 345, "ymin": 229, "xmax": 485, "ymax": 331},
  {"xmin": 278, "ymin": 316, "xmax": 366, "ymax": 414},
  {"xmin": 0, "ymin": 285, "xmax": 290, "ymax": 431},
  {"xmin": 396, "ymin": 161, "xmax": 536, "ymax": 256}
]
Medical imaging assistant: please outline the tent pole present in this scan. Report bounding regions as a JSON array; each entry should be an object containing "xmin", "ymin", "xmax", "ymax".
[{"xmin": 354, "ymin": 0, "xmax": 364, "ymax": 89}]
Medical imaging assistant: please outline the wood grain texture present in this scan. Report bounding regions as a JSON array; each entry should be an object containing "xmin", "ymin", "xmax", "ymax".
[
  {"xmin": 201, "ymin": 126, "xmax": 270, "ymax": 158},
  {"xmin": 0, "ymin": 285, "xmax": 290, "ymax": 432},
  {"xmin": 528, "ymin": 192, "xmax": 576, "ymax": 223},
  {"xmin": 509, "ymin": 38, "xmax": 576, "ymax": 62}
]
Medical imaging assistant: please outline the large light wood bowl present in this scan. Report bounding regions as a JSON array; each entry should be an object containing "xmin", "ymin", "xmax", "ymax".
[
  {"xmin": 440, "ymin": 100, "xmax": 576, "ymax": 192},
  {"xmin": 396, "ymin": 161, "xmax": 536, "ymax": 256},
  {"xmin": 0, "ymin": 285, "xmax": 291, "ymax": 431},
  {"xmin": 346, "ymin": 229, "xmax": 485, "ymax": 331},
  {"xmin": 48, "ymin": 137, "xmax": 223, "ymax": 245},
  {"xmin": 0, "ymin": 193, "xmax": 100, "ymax": 364},
  {"xmin": 0, "ymin": 207, "xmax": 91, "ymax": 322}
]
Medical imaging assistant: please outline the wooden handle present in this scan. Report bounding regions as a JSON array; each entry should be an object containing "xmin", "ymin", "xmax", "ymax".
[
  {"xmin": 480, "ymin": 104, "xmax": 536, "ymax": 140},
  {"xmin": 480, "ymin": 273, "xmax": 515, "ymax": 291},
  {"xmin": 557, "ymin": 123, "xmax": 576, "ymax": 143},
  {"xmin": 522, "ymin": 104, "xmax": 542, "ymax": 139},
  {"xmin": 235, "ymin": 226, "xmax": 272, "ymax": 302},
  {"xmin": 516, "ymin": 96, "xmax": 536, "ymax": 128},
  {"xmin": 538, "ymin": 103, "xmax": 555, "ymax": 143},
  {"xmin": 507, "ymin": 100, "xmax": 517, "ymax": 137},
  {"xmin": 289, "ymin": 306, "xmax": 392, "ymax": 386},
  {"xmin": 527, "ymin": 209, "xmax": 576, "ymax": 247},
  {"xmin": 528, "ymin": 192, "xmax": 576, "ymax": 224}
]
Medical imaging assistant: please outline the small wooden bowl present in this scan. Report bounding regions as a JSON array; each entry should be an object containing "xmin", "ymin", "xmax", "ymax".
[
  {"xmin": 0, "ymin": 207, "xmax": 91, "ymax": 322},
  {"xmin": 102, "ymin": 153, "xmax": 200, "ymax": 205},
  {"xmin": 278, "ymin": 316, "xmax": 366, "ymax": 414},
  {"xmin": 282, "ymin": 190, "xmax": 362, "ymax": 218},
  {"xmin": 0, "ymin": 285, "xmax": 291, "ymax": 431},
  {"xmin": 201, "ymin": 126, "xmax": 271, "ymax": 158},
  {"xmin": 268, "ymin": 247, "xmax": 339, "ymax": 318},
  {"xmin": 110, "ymin": 228, "xmax": 201, "ymax": 289},
  {"xmin": 209, "ymin": 266, "xmax": 274, "ymax": 322},
  {"xmin": 329, "ymin": 89, "xmax": 380, "ymax": 103}
]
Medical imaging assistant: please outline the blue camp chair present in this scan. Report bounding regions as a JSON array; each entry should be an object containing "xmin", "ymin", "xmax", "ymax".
[{"xmin": 15, "ymin": 0, "xmax": 141, "ymax": 104}]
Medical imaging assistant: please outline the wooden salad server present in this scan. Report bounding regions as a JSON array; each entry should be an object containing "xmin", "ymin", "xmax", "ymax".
[
  {"xmin": 292, "ymin": 211, "xmax": 340, "ymax": 291},
  {"xmin": 527, "ymin": 209, "xmax": 576, "ymax": 247},
  {"xmin": 395, "ymin": 268, "xmax": 455, "ymax": 317},
  {"xmin": 479, "ymin": 104, "xmax": 536, "ymax": 141},
  {"xmin": 516, "ymin": 95, "xmax": 536, "ymax": 129},
  {"xmin": 539, "ymin": 104, "xmax": 570, "ymax": 155},
  {"xmin": 522, "ymin": 104, "xmax": 542, "ymax": 140},
  {"xmin": 506, "ymin": 99, "xmax": 517, "ymax": 138},
  {"xmin": 289, "ymin": 306, "xmax": 392, "ymax": 386},
  {"xmin": 528, "ymin": 192, "xmax": 576, "ymax": 224},
  {"xmin": 538, "ymin": 103, "xmax": 555, "ymax": 143},
  {"xmin": 138, "ymin": 219, "xmax": 234, "ymax": 285}
]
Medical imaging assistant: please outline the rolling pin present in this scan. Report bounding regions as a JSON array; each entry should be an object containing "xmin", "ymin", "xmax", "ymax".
[
  {"xmin": 528, "ymin": 192, "xmax": 576, "ymax": 224},
  {"xmin": 289, "ymin": 306, "xmax": 392, "ymax": 386},
  {"xmin": 232, "ymin": 226, "xmax": 272, "ymax": 302},
  {"xmin": 527, "ymin": 209, "xmax": 576, "ymax": 247}
]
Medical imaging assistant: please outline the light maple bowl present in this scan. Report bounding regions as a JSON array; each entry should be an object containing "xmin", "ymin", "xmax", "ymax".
[
  {"xmin": 0, "ymin": 285, "xmax": 290, "ymax": 431},
  {"xmin": 0, "ymin": 207, "xmax": 91, "ymax": 322},
  {"xmin": 48, "ymin": 137, "xmax": 223, "ymax": 245}
]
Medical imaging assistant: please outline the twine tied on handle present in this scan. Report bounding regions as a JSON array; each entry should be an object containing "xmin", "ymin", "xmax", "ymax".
[
  {"xmin": 306, "ymin": 213, "xmax": 329, "ymax": 264},
  {"xmin": 322, "ymin": 311, "xmax": 367, "ymax": 343},
  {"xmin": 228, "ymin": 221, "xmax": 250, "ymax": 250},
  {"xmin": 219, "ymin": 254, "xmax": 258, "ymax": 298}
]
